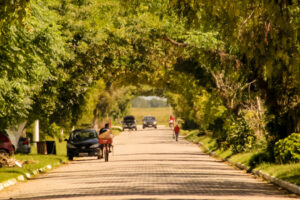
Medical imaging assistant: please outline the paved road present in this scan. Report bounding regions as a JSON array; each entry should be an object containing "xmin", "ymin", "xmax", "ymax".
[{"xmin": 0, "ymin": 127, "xmax": 298, "ymax": 200}]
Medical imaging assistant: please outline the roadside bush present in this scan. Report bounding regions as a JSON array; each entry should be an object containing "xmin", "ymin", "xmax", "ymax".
[
  {"xmin": 211, "ymin": 118, "xmax": 228, "ymax": 149},
  {"xmin": 226, "ymin": 117, "xmax": 256, "ymax": 154},
  {"xmin": 274, "ymin": 133, "xmax": 300, "ymax": 164},
  {"xmin": 182, "ymin": 119, "xmax": 200, "ymax": 130},
  {"xmin": 249, "ymin": 151, "xmax": 271, "ymax": 169}
]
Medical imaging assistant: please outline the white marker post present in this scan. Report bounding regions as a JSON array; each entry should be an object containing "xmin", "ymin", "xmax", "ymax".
[{"xmin": 33, "ymin": 120, "xmax": 40, "ymax": 147}]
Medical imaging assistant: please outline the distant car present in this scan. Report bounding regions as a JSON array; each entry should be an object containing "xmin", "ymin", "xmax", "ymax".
[
  {"xmin": 0, "ymin": 132, "xmax": 15, "ymax": 156},
  {"xmin": 16, "ymin": 137, "xmax": 31, "ymax": 154},
  {"xmin": 65, "ymin": 129, "xmax": 100, "ymax": 160},
  {"xmin": 122, "ymin": 115, "xmax": 137, "ymax": 131},
  {"xmin": 143, "ymin": 116, "xmax": 157, "ymax": 129}
]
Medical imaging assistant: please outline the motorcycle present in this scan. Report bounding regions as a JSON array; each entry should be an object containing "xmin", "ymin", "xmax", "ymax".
[{"xmin": 169, "ymin": 119, "xmax": 174, "ymax": 128}]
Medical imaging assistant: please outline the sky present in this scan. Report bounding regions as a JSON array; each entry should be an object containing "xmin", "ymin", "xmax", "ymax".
[{"xmin": 140, "ymin": 96, "xmax": 167, "ymax": 101}]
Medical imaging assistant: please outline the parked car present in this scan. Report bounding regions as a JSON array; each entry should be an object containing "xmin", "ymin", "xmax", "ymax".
[
  {"xmin": 65, "ymin": 129, "xmax": 100, "ymax": 160},
  {"xmin": 16, "ymin": 137, "xmax": 31, "ymax": 154},
  {"xmin": 122, "ymin": 115, "xmax": 137, "ymax": 131},
  {"xmin": 0, "ymin": 131, "xmax": 15, "ymax": 156},
  {"xmin": 143, "ymin": 116, "xmax": 157, "ymax": 129}
]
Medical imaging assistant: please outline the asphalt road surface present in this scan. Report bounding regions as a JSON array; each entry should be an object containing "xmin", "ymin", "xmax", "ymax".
[{"xmin": 0, "ymin": 126, "xmax": 298, "ymax": 200}]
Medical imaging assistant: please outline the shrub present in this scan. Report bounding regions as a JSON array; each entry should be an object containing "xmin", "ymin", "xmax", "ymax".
[
  {"xmin": 226, "ymin": 117, "xmax": 256, "ymax": 154},
  {"xmin": 249, "ymin": 151, "xmax": 271, "ymax": 169},
  {"xmin": 274, "ymin": 133, "xmax": 300, "ymax": 164}
]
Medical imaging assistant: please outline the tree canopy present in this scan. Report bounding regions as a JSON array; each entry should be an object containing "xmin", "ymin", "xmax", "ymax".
[{"xmin": 0, "ymin": 0, "xmax": 299, "ymax": 160}]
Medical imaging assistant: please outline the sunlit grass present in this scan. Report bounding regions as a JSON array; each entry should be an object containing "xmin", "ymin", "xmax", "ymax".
[
  {"xmin": 129, "ymin": 107, "xmax": 173, "ymax": 125},
  {"xmin": 184, "ymin": 129, "xmax": 300, "ymax": 186},
  {"xmin": 0, "ymin": 138, "xmax": 68, "ymax": 183},
  {"xmin": 256, "ymin": 163, "xmax": 300, "ymax": 185},
  {"xmin": 56, "ymin": 140, "xmax": 67, "ymax": 156},
  {"xmin": 230, "ymin": 152, "xmax": 256, "ymax": 165},
  {"xmin": 0, "ymin": 154, "xmax": 67, "ymax": 182}
]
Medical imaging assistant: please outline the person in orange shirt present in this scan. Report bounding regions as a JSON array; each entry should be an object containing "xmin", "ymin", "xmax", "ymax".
[
  {"xmin": 174, "ymin": 124, "xmax": 180, "ymax": 141},
  {"xmin": 99, "ymin": 123, "xmax": 113, "ymax": 156}
]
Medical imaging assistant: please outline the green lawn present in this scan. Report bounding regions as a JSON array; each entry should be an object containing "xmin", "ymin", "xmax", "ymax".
[
  {"xmin": 183, "ymin": 129, "xmax": 300, "ymax": 186},
  {"xmin": 129, "ymin": 107, "xmax": 173, "ymax": 125},
  {"xmin": 0, "ymin": 154, "xmax": 67, "ymax": 182},
  {"xmin": 256, "ymin": 163, "xmax": 300, "ymax": 186},
  {"xmin": 0, "ymin": 130, "xmax": 123, "ymax": 183},
  {"xmin": 0, "ymin": 139, "xmax": 68, "ymax": 183}
]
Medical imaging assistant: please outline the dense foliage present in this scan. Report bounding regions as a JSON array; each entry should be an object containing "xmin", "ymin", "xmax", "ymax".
[
  {"xmin": 274, "ymin": 133, "xmax": 300, "ymax": 163},
  {"xmin": 0, "ymin": 0, "xmax": 299, "ymax": 162}
]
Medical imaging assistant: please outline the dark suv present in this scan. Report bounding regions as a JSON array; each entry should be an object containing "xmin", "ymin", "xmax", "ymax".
[
  {"xmin": 143, "ymin": 116, "xmax": 157, "ymax": 129},
  {"xmin": 122, "ymin": 115, "xmax": 137, "ymax": 131},
  {"xmin": 65, "ymin": 129, "xmax": 100, "ymax": 160}
]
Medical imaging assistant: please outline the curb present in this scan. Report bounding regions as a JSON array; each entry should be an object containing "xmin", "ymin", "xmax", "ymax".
[
  {"xmin": 252, "ymin": 169, "xmax": 300, "ymax": 195},
  {"xmin": 196, "ymin": 141, "xmax": 300, "ymax": 195},
  {"xmin": 0, "ymin": 162, "xmax": 63, "ymax": 192}
]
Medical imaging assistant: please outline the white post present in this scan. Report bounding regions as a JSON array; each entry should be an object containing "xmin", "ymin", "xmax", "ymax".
[{"xmin": 33, "ymin": 120, "xmax": 40, "ymax": 145}]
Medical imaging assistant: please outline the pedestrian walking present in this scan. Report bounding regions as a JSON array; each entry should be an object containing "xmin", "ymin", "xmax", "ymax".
[{"xmin": 174, "ymin": 124, "xmax": 180, "ymax": 141}]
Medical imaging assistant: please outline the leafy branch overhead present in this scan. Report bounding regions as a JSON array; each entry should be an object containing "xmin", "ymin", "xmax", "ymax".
[{"xmin": 0, "ymin": 0, "xmax": 299, "ymax": 161}]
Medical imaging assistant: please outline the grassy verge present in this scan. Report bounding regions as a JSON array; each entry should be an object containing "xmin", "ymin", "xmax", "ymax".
[
  {"xmin": 1, "ymin": 130, "xmax": 122, "ymax": 184},
  {"xmin": 0, "ymin": 154, "xmax": 67, "ymax": 183},
  {"xmin": 0, "ymin": 139, "xmax": 68, "ymax": 183},
  {"xmin": 256, "ymin": 163, "xmax": 300, "ymax": 186},
  {"xmin": 183, "ymin": 129, "xmax": 300, "ymax": 186}
]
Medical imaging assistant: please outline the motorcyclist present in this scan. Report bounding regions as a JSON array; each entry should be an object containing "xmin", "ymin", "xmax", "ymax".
[{"xmin": 169, "ymin": 115, "xmax": 175, "ymax": 127}]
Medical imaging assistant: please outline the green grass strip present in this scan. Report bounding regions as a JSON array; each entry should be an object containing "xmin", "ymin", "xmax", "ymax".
[
  {"xmin": 0, "ymin": 154, "xmax": 67, "ymax": 183},
  {"xmin": 183, "ymin": 129, "xmax": 300, "ymax": 186}
]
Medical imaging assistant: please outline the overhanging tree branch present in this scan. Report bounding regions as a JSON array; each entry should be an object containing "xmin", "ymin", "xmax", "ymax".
[
  {"xmin": 163, "ymin": 35, "xmax": 242, "ymax": 68},
  {"xmin": 163, "ymin": 35, "xmax": 188, "ymax": 47}
]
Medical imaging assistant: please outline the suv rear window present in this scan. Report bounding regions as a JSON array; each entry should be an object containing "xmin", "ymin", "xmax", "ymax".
[{"xmin": 71, "ymin": 130, "xmax": 98, "ymax": 141}]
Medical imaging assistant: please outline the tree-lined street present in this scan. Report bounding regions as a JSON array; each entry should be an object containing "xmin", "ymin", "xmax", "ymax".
[
  {"xmin": 0, "ymin": 127, "xmax": 294, "ymax": 200},
  {"xmin": 1, "ymin": 0, "xmax": 300, "ymax": 189}
]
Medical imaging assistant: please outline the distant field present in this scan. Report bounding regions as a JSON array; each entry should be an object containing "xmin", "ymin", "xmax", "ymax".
[{"xmin": 129, "ymin": 107, "xmax": 173, "ymax": 125}]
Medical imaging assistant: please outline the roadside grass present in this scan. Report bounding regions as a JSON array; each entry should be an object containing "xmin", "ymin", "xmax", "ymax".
[
  {"xmin": 0, "ymin": 138, "xmax": 68, "ymax": 183},
  {"xmin": 129, "ymin": 107, "xmax": 173, "ymax": 125},
  {"xmin": 0, "ymin": 154, "xmax": 67, "ymax": 183},
  {"xmin": 256, "ymin": 163, "xmax": 300, "ymax": 186},
  {"xmin": 183, "ymin": 129, "xmax": 300, "ymax": 186},
  {"xmin": 0, "ymin": 129, "xmax": 122, "ymax": 184}
]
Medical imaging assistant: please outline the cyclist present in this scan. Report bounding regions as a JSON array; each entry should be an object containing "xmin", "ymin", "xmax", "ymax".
[
  {"xmin": 98, "ymin": 123, "xmax": 113, "ymax": 157},
  {"xmin": 174, "ymin": 124, "xmax": 180, "ymax": 141},
  {"xmin": 99, "ymin": 123, "xmax": 110, "ymax": 134}
]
